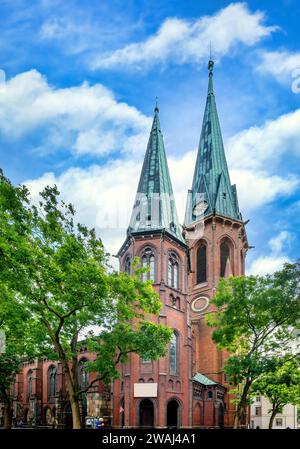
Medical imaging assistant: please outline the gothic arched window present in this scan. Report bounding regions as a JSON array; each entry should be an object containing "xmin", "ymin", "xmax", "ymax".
[
  {"xmin": 169, "ymin": 331, "xmax": 178, "ymax": 374},
  {"xmin": 27, "ymin": 370, "xmax": 33, "ymax": 399},
  {"xmin": 79, "ymin": 359, "xmax": 89, "ymax": 389},
  {"xmin": 149, "ymin": 255, "xmax": 155, "ymax": 280},
  {"xmin": 220, "ymin": 242, "xmax": 230, "ymax": 278},
  {"xmin": 124, "ymin": 257, "xmax": 131, "ymax": 275},
  {"xmin": 197, "ymin": 243, "xmax": 207, "ymax": 284},
  {"xmin": 48, "ymin": 366, "xmax": 57, "ymax": 398},
  {"xmin": 141, "ymin": 247, "xmax": 155, "ymax": 282},
  {"xmin": 168, "ymin": 253, "xmax": 179, "ymax": 289}
]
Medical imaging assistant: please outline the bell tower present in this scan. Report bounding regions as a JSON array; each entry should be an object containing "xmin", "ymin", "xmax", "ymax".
[
  {"xmin": 113, "ymin": 106, "xmax": 192, "ymax": 428},
  {"xmin": 184, "ymin": 60, "xmax": 249, "ymax": 427}
]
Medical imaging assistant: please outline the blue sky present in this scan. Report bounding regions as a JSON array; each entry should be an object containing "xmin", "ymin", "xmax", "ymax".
[{"xmin": 0, "ymin": 0, "xmax": 300, "ymax": 273}]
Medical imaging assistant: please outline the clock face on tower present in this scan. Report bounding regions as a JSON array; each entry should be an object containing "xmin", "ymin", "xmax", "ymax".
[{"xmin": 193, "ymin": 200, "xmax": 208, "ymax": 217}]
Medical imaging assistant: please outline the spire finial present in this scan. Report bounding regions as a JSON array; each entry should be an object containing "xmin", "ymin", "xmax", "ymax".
[
  {"xmin": 154, "ymin": 96, "xmax": 159, "ymax": 113},
  {"xmin": 208, "ymin": 41, "xmax": 214, "ymax": 74}
]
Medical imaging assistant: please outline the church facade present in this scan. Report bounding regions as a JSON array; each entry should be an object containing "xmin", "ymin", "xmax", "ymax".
[
  {"xmin": 1, "ymin": 61, "xmax": 249, "ymax": 428},
  {"xmin": 112, "ymin": 60, "xmax": 249, "ymax": 428}
]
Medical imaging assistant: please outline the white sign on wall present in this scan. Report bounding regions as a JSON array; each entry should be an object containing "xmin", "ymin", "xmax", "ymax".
[{"xmin": 134, "ymin": 383, "xmax": 158, "ymax": 398}]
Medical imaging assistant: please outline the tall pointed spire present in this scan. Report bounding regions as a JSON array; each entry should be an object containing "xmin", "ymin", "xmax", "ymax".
[
  {"xmin": 128, "ymin": 106, "xmax": 184, "ymax": 244},
  {"xmin": 185, "ymin": 60, "xmax": 242, "ymax": 226}
]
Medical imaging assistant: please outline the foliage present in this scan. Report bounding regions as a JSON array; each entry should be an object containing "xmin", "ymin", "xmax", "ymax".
[
  {"xmin": 251, "ymin": 358, "xmax": 300, "ymax": 428},
  {"xmin": 0, "ymin": 172, "xmax": 38, "ymax": 427},
  {"xmin": 0, "ymin": 171, "xmax": 172, "ymax": 428},
  {"xmin": 206, "ymin": 269, "xmax": 300, "ymax": 428}
]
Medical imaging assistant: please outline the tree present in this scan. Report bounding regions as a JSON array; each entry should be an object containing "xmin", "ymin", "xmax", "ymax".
[
  {"xmin": 0, "ymin": 171, "xmax": 37, "ymax": 428},
  {"xmin": 251, "ymin": 358, "xmax": 300, "ymax": 429},
  {"xmin": 206, "ymin": 267, "xmax": 300, "ymax": 429},
  {"xmin": 0, "ymin": 289, "xmax": 37, "ymax": 428},
  {"xmin": 0, "ymin": 174, "xmax": 172, "ymax": 429}
]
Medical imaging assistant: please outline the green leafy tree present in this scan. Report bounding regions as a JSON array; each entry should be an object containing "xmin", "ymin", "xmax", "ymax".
[
  {"xmin": 0, "ymin": 289, "xmax": 37, "ymax": 428},
  {"xmin": 0, "ymin": 173, "xmax": 172, "ymax": 429},
  {"xmin": 0, "ymin": 172, "xmax": 38, "ymax": 428},
  {"xmin": 251, "ymin": 359, "xmax": 300, "ymax": 429},
  {"xmin": 207, "ymin": 268, "xmax": 300, "ymax": 428}
]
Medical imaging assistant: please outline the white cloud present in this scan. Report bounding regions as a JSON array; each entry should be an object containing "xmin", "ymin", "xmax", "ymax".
[
  {"xmin": 91, "ymin": 3, "xmax": 277, "ymax": 70},
  {"xmin": 248, "ymin": 230, "xmax": 292, "ymax": 275},
  {"xmin": 169, "ymin": 151, "xmax": 298, "ymax": 215},
  {"xmin": 257, "ymin": 50, "xmax": 300, "ymax": 83},
  {"xmin": 40, "ymin": 18, "xmax": 68, "ymax": 40},
  {"xmin": 0, "ymin": 69, "xmax": 151, "ymax": 157},
  {"xmin": 24, "ymin": 161, "xmax": 139, "ymax": 257},
  {"xmin": 168, "ymin": 151, "xmax": 196, "ymax": 220},
  {"xmin": 38, "ymin": 5, "xmax": 140, "ymax": 57},
  {"xmin": 224, "ymin": 107, "xmax": 300, "ymax": 212},
  {"xmin": 269, "ymin": 230, "xmax": 291, "ymax": 254},
  {"xmin": 39, "ymin": 14, "xmax": 105, "ymax": 55},
  {"xmin": 230, "ymin": 169, "xmax": 298, "ymax": 210},
  {"xmin": 23, "ymin": 154, "xmax": 195, "ymax": 258},
  {"xmin": 247, "ymin": 255, "xmax": 290, "ymax": 276},
  {"xmin": 227, "ymin": 108, "xmax": 300, "ymax": 171}
]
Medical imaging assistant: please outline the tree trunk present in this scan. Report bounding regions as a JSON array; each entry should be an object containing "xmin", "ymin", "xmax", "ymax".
[
  {"xmin": 1, "ymin": 389, "xmax": 12, "ymax": 429},
  {"xmin": 51, "ymin": 330, "xmax": 82, "ymax": 430},
  {"xmin": 233, "ymin": 380, "xmax": 252, "ymax": 429},
  {"xmin": 70, "ymin": 393, "xmax": 82, "ymax": 430},
  {"xmin": 233, "ymin": 412, "xmax": 240, "ymax": 429},
  {"xmin": 63, "ymin": 365, "xmax": 82, "ymax": 429},
  {"xmin": 269, "ymin": 407, "xmax": 278, "ymax": 429},
  {"xmin": 233, "ymin": 404, "xmax": 245, "ymax": 429},
  {"xmin": 3, "ymin": 401, "xmax": 12, "ymax": 429}
]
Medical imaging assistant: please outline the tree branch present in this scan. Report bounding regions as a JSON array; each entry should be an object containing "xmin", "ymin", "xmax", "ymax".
[{"xmin": 77, "ymin": 347, "xmax": 139, "ymax": 395}]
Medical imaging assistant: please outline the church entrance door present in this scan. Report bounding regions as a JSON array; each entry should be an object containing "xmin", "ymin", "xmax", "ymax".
[
  {"xmin": 139, "ymin": 399, "xmax": 154, "ymax": 427},
  {"xmin": 167, "ymin": 399, "xmax": 179, "ymax": 428}
]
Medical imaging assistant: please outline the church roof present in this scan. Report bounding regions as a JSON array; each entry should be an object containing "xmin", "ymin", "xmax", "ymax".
[
  {"xmin": 193, "ymin": 372, "xmax": 217, "ymax": 386},
  {"xmin": 127, "ymin": 106, "xmax": 185, "ymax": 244},
  {"xmin": 185, "ymin": 60, "xmax": 242, "ymax": 226}
]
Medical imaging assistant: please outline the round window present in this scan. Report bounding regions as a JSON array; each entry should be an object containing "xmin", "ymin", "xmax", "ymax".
[{"xmin": 191, "ymin": 296, "xmax": 209, "ymax": 312}]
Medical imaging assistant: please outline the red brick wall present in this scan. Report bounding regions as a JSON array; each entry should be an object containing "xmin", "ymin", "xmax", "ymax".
[
  {"xmin": 113, "ymin": 232, "xmax": 192, "ymax": 428},
  {"xmin": 12, "ymin": 351, "xmax": 105, "ymax": 426},
  {"xmin": 187, "ymin": 215, "xmax": 248, "ymax": 427}
]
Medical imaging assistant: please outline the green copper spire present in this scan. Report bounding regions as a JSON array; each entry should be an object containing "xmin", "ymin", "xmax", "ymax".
[
  {"xmin": 185, "ymin": 60, "xmax": 242, "ymax": 225},
  {"xmin": 128, "ymin": 106, "xmax": 185, "ymax": 244}
]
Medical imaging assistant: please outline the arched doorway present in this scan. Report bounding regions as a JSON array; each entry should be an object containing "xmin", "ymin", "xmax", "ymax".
[
  {"xmin": 167, "ymin": 399, "xmax": 180, "ymax": 428},
  {"xmin": 194, "ymin": 402, "xmax": 202, "ymax": 426},
  {"xmin": 139, "ymin": 399, "xmax": 154, "ymax": 427},
  {"xmin": 64, "ymin": 402, "xmax": 73, "ymax": 429},
  {"xmin": 24, "ymin": 408, "xmax": 29, "ymax": 423},
  {"xmin": 218, "ymin": 403, "xmax": 224, "ymax": 428}
]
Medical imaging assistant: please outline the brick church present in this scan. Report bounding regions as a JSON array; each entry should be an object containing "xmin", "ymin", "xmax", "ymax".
[
  {"xmin": 1, "ymin": 60, "xmax": 249, "ymax": 428},
  {"xmin": 113, "ymin": 59, "xmax": 248, "ymax": 428}
]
